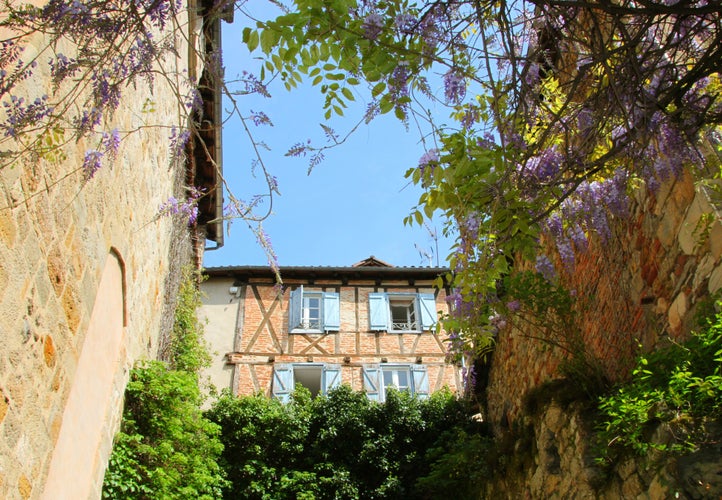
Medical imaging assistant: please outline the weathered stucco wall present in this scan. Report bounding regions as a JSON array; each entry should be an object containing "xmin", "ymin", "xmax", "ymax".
[
  {"xmin": 0, "ymin": 6, "xmax": 202, "ymax": 498},
  {"xmin": 487, "ymin": 167, "xmax": 722, "ymax": 430}
]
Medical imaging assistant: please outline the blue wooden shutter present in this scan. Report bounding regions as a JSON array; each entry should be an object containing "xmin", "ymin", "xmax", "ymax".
[
  {"xmin": 362, "ymin": 364, "xmax": 382, "ymax": 402},
  {"xmin": 272, "ymin": 364, "xmax": 294, "ymax": 403},
  {"xmin": 288, "ymin": 286, "xmax": 303, "ymax": 331},
  {"xmin": 322, "ymin": 364, "xmax": 342, "ymax": 395},
  {"xmin": 418, "ymin": 293, "xmax": 437, "ymax": 331},
  {"xmin": 368, "ymin": 293, "xmax": 389, "ymax": 331},
  {"xmin": 411, "ymin": 365, "xmax": 429, "ymax": 400},
  {"xmin": 323, "ymin": 292, "xmax": 340, "ymax": 331}
]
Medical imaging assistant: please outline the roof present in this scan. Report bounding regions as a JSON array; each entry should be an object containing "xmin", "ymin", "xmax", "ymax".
[
  {"xmin": 204, "ymin": 264, "xmax": 451, "ymax": 284},
  {"xmin": 352, "ymin": 256, "xmax": 393, "ymax": 267}
]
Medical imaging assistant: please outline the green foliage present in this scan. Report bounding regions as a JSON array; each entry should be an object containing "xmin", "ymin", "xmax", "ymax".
[
  {"xmin": 416, "ymin": 428, "xmax": 491, "ymax": 499},
  {"xmin": 103, "ymin": 270, "xmax": 225, "ymax": 498},
  {"xmin": 206, "ymin": 385, "xmax": 488, "ymax": 499},
  {"xmin": 169, "ymin": 267, "xmax": 211, "ymax": 375},
  {"xmin": 103, "ymin": 362, "xmax": 227, "ymax": 499},
  {"xmin": 596, "ymin": 310, "xmax": 722, "ymax": 461}
]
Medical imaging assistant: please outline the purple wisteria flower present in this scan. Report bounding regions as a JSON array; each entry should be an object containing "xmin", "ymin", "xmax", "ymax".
[
  {"xmin": 362, "ymin": 12, "xmax": 384, "ymax": 40},
  {"xmin": 102, "ymin": 128, "xmax": 120, "ymax": 161},
  {"xmin": 82, "ymin": 150, "xmax": 103, "ymax": 180},
  {"xmin": 241, "ymin": 71, "xmax": 271, "ymax": 98},
  {"xmin": 389, "ymin": 63, "xmax": 410, "ymax": 107},
  {"xmin": 169, "ymin": 127, "xmax": 191, "ymax": 164},
  {"xmin": 525, "ymin": 62, "xmax": 540, "ymax": 86},
  {"xmin": 184, "ymin": 88, "xmax": 203, "ymax": 112},
  {"xmin": 526, "ymin": 146, "xmax": 562, "ymax": 182},
  {"xmin": 395, "ymin": 13, "xmax": 416, "ymax": 34},
  {"xmin": 535, "ymin": 254, "xmax": 556, "ymax": 282},
  {"xmin": 158, "ymin": 187, "xmax": 203, "ymax": 225},
  {"xmin": 256, "ymin": 226, "xmax": 280, "ymax": 275},
  {"xmin": 286, "ymin": 139, "xmax": 312, "ymax": 157},
  {"xmin": 2, "ymin": 94, "xmax": 53, "ymax": 138},
  {"xmin": 556, "ymin": 236, "xmax": 574, "ymax": 270},
  {"xmin": 250, "ymin": 110, "xmax": 272, "ymax": 126},
  {"xmin": 443, "ymin": 70, "xmax": 466, "ymax": 104},
  {"xmin": 418, "ymin": 149, "xmax": 439, "ymax": 172},
  {"xmin": 568, "ymin": 223, "xmax": 588, "ymax": 252}
]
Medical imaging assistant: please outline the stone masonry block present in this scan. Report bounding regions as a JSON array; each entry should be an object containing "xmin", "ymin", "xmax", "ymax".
[{"xmin": 678, "ymin": 190, "xmax": 711, "ymax": 255}]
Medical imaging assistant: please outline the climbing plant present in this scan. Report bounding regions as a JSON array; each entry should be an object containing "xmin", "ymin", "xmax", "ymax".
[{"xmin": 239, "ymin": 0, "xmax": 722, "ymax": 368}]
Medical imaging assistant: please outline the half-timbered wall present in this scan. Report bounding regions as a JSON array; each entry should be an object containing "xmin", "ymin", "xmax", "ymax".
[{"xmin": 200, "ymin": 273, "xmax": 461, "ymax": 401}]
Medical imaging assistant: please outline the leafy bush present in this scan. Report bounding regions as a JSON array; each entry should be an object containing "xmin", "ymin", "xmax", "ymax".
[
  {"xmin": 103, "ymin": 362, "xmax": 227, "ymax": 499},
  {"xmin": 206, "ymin": 385, "xmax": 488, "ymax": 499},
  {"xmin": 596, "ymin": 310, "xmax": 722, "ymax": 461},
  {"xmin": 103, "ymin": 270, "xmax": 225, "ymax": 498}
]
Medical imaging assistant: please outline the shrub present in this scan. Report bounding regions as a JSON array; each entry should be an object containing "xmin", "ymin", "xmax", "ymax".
[
  {"xmin": 103, "ymin": 270, "xmax": 225, "ymax": 498},
  {"xmin": 103, "ymin": 362, "xmax": 227, "ymax": 499},
  {"xmin": 206, "ymin": 385, "xmax": 486, "ymax": 499},
  {"xmin": 596, "ymin": 309, "xmax": 722, "ymax": 461}
]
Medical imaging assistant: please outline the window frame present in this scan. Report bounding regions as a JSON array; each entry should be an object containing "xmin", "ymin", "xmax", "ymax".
[
  {"xmin": 368, "ymin": 292, "xmax": 438, "ymax": 333},
  {"xmin": 272, "ymin": 363, "xmax": 342, "ymax": 403},
  {"xmin": 362, "ymin": 364, "xmax": 429, "ymax": 402},
  {"xmin": 288, "ymin": 286, "xmax": 340, "ymax": 333},
  {"xmin": 300, "ymin": 293, "xmax": 322, "ymax": 331},
  {"xmin": 388, "ymin": 296, "xmax": 419, "ymax": 333}
]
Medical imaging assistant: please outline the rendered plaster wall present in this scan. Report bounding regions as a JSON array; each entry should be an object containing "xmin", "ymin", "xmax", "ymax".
[
  {"xmin": 0, "ymin": 6, "xmax": 201, "ymax": 498},
  {"xmin": 487, "ymin": 167, "xmax": 722, "ymax": 429}
]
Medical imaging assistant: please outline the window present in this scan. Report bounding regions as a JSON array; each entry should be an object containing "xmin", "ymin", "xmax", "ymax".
[
  {"xmin": 272, "ymin": 363, "xmax": 341, "ymax": 403},
  {"xmin": 288, "ymin": 286, "xmax": 340, "ymax": 332},
  {"xmin": 362, "ymin": 364, "xmax": 429, "ymax": 402},
  {"xmin": 302, "ymin": 294, "xmax": 321, "ymax": 330},
  {"xmin": 368, "ymin": 293, "xmax": 437, "ymax": 332},
  {"xmin": 389, "ymin": 297, "xmax": 417, "ymax": 331}
]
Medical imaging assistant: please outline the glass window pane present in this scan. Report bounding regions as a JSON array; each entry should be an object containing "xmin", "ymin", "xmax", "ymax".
[{"xmin": 397, "ymin": 371, "xmax": 408, "ymax": 388}]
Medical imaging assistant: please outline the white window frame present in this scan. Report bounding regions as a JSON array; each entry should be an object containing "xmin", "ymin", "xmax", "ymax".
[
  {"xmin": 300, "ymin": 293, "xmax": 322, "ymax": 331},
  {"xmin": 388, "ymin": 296, "xmax": 419, "ymax": 332},
  {"xmin": 381, "ymin": 366, "xmax": 412, "ymax": 393}
]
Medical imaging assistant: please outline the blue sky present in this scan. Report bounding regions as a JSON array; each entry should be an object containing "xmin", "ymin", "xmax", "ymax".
[{"xmin": 203, "ymin": 4, "xmax": 453, "ymax": 269}]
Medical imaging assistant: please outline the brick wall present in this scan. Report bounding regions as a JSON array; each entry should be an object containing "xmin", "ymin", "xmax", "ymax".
[
  {"xmin": 0, "ymin": 5, "xmax": 203, "ymax": 498},
  {"xmin": 200, "ymin": 276, "xmax": 462, "ymax": 399},
  {"xmin": 487, "ymin": 168, "xmax": 722, "ymax": 428}
]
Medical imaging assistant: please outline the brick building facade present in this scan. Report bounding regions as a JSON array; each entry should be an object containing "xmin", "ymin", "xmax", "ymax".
[{"xmin": 200, "ymin": 257, "xmax": 462, "ymax": 402}]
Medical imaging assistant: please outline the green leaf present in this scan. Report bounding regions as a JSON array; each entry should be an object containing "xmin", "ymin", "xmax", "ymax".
[
  {"xmin": 260, "ymin": 29, "xmax": 279, "ymax": 54},
  {"xmin": 371, "ymin": 82, "xmax": 386, "ymax": 98},
  {"xmin": 379, "ymin": 96, "xmax": 393, "ymax": 114},
  {"xmin": 341, "ymin": 87, "xmax": 354, "ymax": 101},
  {"xmin": 245, "ymin": 29, "xmax": 259, "ymax": 53}
]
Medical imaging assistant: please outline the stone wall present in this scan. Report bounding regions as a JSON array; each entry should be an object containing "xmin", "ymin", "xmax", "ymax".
[
  {"xmin": 484, "ymin": 388, "xmax": 722, "ymax": 499},
  {"xmin": 487, "ymin": 167, "xmax": 722, "ymax": 429},
  {"xmin": 0, "ymin": 5, "xmax": 203, "ymax": 498}
]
